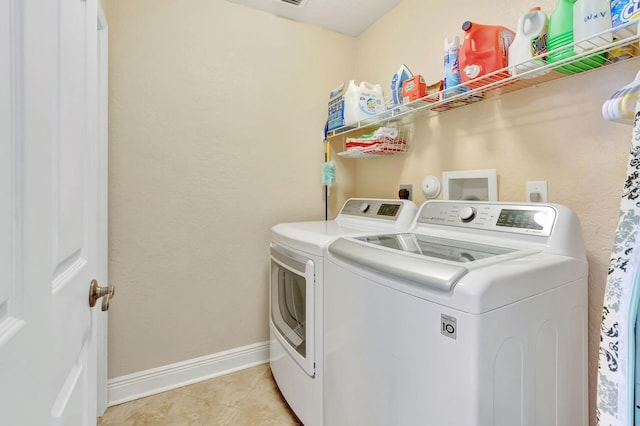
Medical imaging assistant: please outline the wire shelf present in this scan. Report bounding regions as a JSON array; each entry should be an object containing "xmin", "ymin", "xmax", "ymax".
[
  {"xmin": 338, "ymin": 122, "xmax": 411, "ymax": 158},
  {"xmin": 327, "ymin": 20, "xmax": 640, "ymax": 139}
]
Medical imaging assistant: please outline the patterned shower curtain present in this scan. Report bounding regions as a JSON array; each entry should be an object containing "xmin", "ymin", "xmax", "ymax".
[{"xmin": 597, "ymin": 102, "xmax": 640, "ymax": 425}]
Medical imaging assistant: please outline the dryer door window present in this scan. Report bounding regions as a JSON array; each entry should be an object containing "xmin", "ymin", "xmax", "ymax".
[
  {"xmin": 273, "ymin": 266, "xmax": 306, "ymax": 356},
  {"xmin": 270, "ymin": 244, "xmax": 315, "ymax": 377}
]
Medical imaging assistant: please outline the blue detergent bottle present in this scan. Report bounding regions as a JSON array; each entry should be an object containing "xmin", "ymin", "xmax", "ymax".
[
  {"xmin": 443, "ymin": 36, "xmax": 466, "ymax": 97},
  {"xmin": 390, "ymin": 64, "xmax": 413, "ymax": 105}
]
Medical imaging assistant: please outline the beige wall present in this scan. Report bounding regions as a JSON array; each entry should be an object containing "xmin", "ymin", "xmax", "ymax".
[
  {"xmin": 108, "ymin": 0, "xmax": 635, "ymax": 422},
  {"xmin": 352, "ymin": 0, "xmax": 634, "ymax": 424},
  {"xmin": 105, "ymin": 0, "xmax": 355, "ymax": 377}
]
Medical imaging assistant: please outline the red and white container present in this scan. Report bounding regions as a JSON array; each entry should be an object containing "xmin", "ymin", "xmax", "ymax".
[{"xmin": 459, "ymin": 21, "xmax": 515, "ymax": 88}]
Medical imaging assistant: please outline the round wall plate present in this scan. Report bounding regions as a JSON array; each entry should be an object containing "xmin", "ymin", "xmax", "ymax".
[{"xmin": 422, "ymin": 175, "xmax": 441, "ymax": 199}]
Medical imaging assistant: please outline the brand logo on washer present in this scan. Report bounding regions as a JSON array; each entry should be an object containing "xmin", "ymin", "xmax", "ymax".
[{"xmin": 441, "ymin": 314, "xmax": 457, "ymax": 339}]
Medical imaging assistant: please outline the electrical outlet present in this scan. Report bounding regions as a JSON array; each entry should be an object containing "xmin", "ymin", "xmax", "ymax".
[
  {"xmin": 526, "ymin": 180, "xmax": 548, "ymax": 203},
  {"xmin": 399, "ymin": 184, "xmax": 412, "ymax": 200}
]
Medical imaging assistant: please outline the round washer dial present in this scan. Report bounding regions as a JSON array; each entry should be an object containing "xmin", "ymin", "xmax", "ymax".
[{"xmin": 459, "ymin": 206, "xmax": 476, "ymax": 222}]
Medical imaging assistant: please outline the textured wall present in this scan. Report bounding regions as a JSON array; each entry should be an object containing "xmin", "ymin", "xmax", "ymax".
[
  {"xmin": 353, "ymin": 0, "xmax": 634, "ymax": 424},
  {"xmin": 107, "ymin": 0, "xmax": 637, "ymax": 422},
  {"xmin": 106, "ymin": 0, "xmax": 356, "ymax": 377}
]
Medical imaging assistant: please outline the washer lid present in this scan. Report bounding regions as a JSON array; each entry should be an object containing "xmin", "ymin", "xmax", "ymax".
[
  {"xmin": 358, "ymin": 233, "xmax": 515, "ymax": 263},
  {"xmin": 329, "ymin": 233, "xmax": 532, "ymax": 292}
]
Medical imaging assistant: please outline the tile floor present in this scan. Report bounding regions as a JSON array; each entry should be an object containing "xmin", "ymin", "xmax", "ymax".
[{"xmin": 98, "ymin": 363, "xmax": 301, "ymax": 426}]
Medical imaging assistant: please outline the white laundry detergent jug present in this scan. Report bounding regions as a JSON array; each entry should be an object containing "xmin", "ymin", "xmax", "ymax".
[
  {"xmin": 343, "ymin": 80, "xmax": 386, "ymax": 124},
  {"xmin": 508, "ymin": 7, "xmax": 549, "ymax": 78},
  {"xmin": 573, "ymin": 0, "xmax": 612, "ymax": 53}
]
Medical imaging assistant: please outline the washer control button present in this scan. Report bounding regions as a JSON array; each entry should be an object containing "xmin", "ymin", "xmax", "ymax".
[
  {"xmin": 359, "ymin": 202, "xmax": 370, "ymax": 213},
  {"xmin": 459, "ymin": 206, "xmax": 476, "ymax": 223}
]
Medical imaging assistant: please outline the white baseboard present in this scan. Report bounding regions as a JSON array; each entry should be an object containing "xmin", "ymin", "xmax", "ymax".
[{"xmin": 107, "ymin": 341, "xmax": 270, "ymax": 406}]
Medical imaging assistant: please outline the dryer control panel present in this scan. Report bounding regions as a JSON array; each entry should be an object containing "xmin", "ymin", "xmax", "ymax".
[
  {"xmin": 416, "ymin": 201, "xmax": 557, "ymax": 236},
  {"xmin": 340, "ymin": 199, "xmax": 409, "ymax": 221}
]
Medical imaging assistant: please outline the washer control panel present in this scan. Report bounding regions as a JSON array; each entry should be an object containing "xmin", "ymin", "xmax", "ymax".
[{"xmin": 417, "ymin": 201, "xmax": 557, "ymax": 236}]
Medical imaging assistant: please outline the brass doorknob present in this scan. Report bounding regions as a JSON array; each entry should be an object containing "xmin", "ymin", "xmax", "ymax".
[{"xmin": 89, "ymin": 279, "xmax": 115, "ymax": 311}]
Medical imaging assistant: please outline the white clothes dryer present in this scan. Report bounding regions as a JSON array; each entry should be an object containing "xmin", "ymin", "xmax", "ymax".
[
  {"xmin": 269, "ymin": 199, "xmax": 417, "ymax": 426},
  {"xmin": 324, "ymin": 200, "xmax": 588, "ymax": 426}
]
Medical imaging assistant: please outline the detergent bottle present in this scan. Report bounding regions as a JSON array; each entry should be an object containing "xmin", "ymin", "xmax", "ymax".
[
  {"xmin": 573, "ymin": 0, "xmax": 612, "ymax": 53},
  {"xmin": 459, "ymin": 21, "xmax": 515, "ymax": 89},
  {"xmin": 612, "ymin": 0, "xmax": 640, "ymax": 34},
  {"xmin": 610, "ymin": 0, "xmax": 640, "ymax": 61},
  {"xmin": 443, "ymin": 36, "xmax": 467, "ymax": 97},
  {"xmin": 547, "ymin": 0, "xmax": 575, "ymax": 71},
  {"xmin": 390, "ymin": 64, "xmax": 413, "ymax": 105},
  {"xmin": 547, "ymin": 0, "xmax": 586, "ymax": 74},
  {"xmin": 343, "ymin": 80, "xmax": 385, "ymax": 124},
  {"xmin": 508, "ymin": 7, "xmax": 549, "ymax": 78}
]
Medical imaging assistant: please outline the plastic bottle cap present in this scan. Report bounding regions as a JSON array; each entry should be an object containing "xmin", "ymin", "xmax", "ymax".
[
  {"xmin": 462, "ymin": 21, "xmax": 472, "ymax": 31},
  {"xmin": 529, "ymin": 6, "xmax": 541, "ymax": 11}
]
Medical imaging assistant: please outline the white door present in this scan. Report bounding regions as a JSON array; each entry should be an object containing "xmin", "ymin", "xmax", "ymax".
[{"xmin": 0, "ymin": 0, "xmax": 108, "ymax": 424}]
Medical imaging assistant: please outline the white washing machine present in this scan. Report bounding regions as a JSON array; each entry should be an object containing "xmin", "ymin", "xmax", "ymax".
[
  {"xmin": 324, "ymin": 200, "xmax": 588, "ymax": 426},
  {"xmin": 269, "ymin": 198, "xmax": 418, "ymax": 426}
]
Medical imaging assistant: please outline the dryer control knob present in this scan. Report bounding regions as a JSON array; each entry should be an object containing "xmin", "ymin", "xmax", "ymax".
[
  {"xmin": 459, "ymin": 206, "xmax": 476, "ymax": 223},
  {"xmin": 359, "ymin": 202, "xmax": 370, "ymax": 213}
]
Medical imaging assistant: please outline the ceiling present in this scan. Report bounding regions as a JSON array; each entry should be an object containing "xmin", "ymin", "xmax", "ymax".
[{"xmin": 226, "ymin": 0, "xmax": 403, "ymax": 37}]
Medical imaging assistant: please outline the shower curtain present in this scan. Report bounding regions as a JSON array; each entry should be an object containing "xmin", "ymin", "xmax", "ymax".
[{"xmin": 597, "ymin": 101, "xmax": 640, "ymax": 426}]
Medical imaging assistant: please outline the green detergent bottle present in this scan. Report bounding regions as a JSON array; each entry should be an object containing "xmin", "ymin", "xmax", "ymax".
[{"xmin": 547, "ymin": 0, "xmax": 605, "ymax": 74}]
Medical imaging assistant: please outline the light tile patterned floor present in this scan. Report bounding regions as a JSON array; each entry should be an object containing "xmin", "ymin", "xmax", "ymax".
[{"xmin": 98, "ymin": 364, "xmax": 301, "ymax": 425}]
